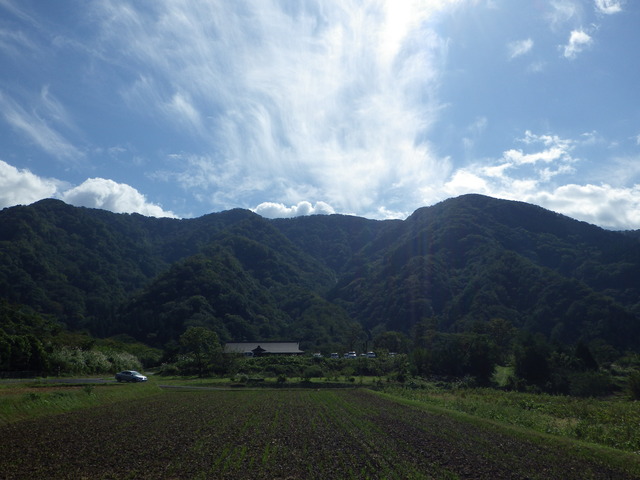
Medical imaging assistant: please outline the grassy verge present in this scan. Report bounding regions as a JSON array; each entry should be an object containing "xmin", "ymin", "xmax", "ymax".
[
  {"xmin": 0, "ymin": 378, "xmax": 162, "ymax": 425},
  {"xmin": 377, "ymin": 386, "xmax": 640, "ymax": 476},
  {"xmin": 382, "ymin": 384, "xmax": 640, "ymax": 452},
  {"xmin": 155, "ymin": 374, "xmax": 387, "ymax": 388}
]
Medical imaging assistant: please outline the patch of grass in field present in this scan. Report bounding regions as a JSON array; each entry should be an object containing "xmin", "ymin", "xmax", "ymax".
[
  {"xmin": 0, "ymin": 379, "xmax": 162, "ymax": 425},
  {"xmin": 383, "ymin": 384, "xmax": 640, "ymax": 453},
  {"xmin": 156, "ymin": 374, "xmax": 387, "ymax": 389}
]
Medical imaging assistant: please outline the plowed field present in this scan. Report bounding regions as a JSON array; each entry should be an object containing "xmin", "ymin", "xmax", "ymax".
[{"xmin": 0, "ymin": 389, "xmax": 636, "ymax": 479}]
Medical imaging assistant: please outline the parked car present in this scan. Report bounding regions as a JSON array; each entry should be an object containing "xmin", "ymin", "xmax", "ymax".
[
  {"xmin": 115, "ymin": 370, "xmax": 147, "ymax": 382},
  {"xmin": 330, "ymin": 353, "xmax": 339, "ymax": 359},
  {"xmin": 344, "ymin": 351, "xmax": 357, "ymax": 359},
  {"xmin": 366, "ymin": 351, "xmax": 376, "ymax": 358}
]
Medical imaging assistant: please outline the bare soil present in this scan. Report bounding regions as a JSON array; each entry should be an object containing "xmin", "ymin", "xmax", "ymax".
[{"xmin": 0, "ymin": 389, "xmax": 636, "ymax": 479}]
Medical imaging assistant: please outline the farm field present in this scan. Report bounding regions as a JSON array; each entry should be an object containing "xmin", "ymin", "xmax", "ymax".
[{"xmin": 1, "ymin": 388, "xmax": 638, "ymax": 479}]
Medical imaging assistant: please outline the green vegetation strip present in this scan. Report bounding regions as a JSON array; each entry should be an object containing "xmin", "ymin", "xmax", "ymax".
[
  {"xmin": 0, "ymin": 379, "xmax": 162, "ymax": 425},
  {"xmin": 382, "ymin": 385, "xmax": 640, "ymax": 452},
  {"xmin": 0, "ymin": 388, "xmax": 638, "ymax": 479},
  {"xmin": 375, "ymin": 388, "xmax": 640, "ymax": 478}
]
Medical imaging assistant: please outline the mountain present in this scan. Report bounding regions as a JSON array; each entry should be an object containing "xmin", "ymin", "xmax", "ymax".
[
  {"xmin": 1, "ymin": 194, "xmax": 639, "ymax": 354},
  {"xmin": 325, "ymin": 195, "xmax": 640, "ymax": 349}
]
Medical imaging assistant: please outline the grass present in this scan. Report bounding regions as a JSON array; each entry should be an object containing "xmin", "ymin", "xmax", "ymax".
[
  {"xmin": 383, "ymin": 383, "xmax": 640, "ymax": 453},
  {"xmin": 0, "ymin": 377, "xmax": 162, "ymax": 425},
  {"xmin": 155, "ymin": 374, "xmax": 386, "ymax": 388}
]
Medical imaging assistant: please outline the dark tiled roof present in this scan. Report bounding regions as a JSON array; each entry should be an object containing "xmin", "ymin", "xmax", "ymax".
[{"xmin": 224, "ymin": 342, "xmax": 303, "ymax": 354}]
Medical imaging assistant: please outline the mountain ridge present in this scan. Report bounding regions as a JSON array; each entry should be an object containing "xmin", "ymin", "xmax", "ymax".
[{"xmin": 1, "ymin": 194, "xmax": 639, "ymax": 353}]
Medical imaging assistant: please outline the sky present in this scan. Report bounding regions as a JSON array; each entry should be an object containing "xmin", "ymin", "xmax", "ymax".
[{"xmin": 1, "ymin": 0, "xmax": 639, "ymax": 229}]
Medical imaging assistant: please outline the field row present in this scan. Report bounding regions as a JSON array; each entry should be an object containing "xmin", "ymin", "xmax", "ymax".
[{"xmin": 0, "ymin": 389, "xmax": 637, "ymax": 479}]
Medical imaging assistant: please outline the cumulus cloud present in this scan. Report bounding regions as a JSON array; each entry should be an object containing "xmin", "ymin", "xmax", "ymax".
[
  {"xmin": 507, "ymin": 38, "xmax": 533, "ymax": 59},
  {"xmin": 253, "ymin": 201, "xmax": 335, "ymax": 219},
  {"xmin": 529, "ymin": 184, "xmax": 640, "ymax": 230},
  {"xmin": 61, "ymin": 178, "xmax": 176, "ymax": 218},
  {"xmin": 594, "ymin": 0, "xmax": 623, "ymax": 14},
  {"xmin": 89, "ymin": 0, "xmax": 456, "ymax": 217},
  {"xmin": 562, "ymin": 29, "xmax": 593, "ymax": 59},
  {"xmin": 0, "ymin": 160, "xmax": 59, "ymax": 208},
  {"xmin": 0, "ymin": 160, "xmax": 176, "ymax": 217},
  {"xmin": 439, "ymin": 130, "xmax": 640, "ymax": 229},
  {"xmin": 0, "ymin": 159, "xmax": 177, "ymax": 218}
]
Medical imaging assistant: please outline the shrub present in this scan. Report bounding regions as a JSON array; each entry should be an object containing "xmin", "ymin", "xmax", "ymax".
[
  {"xmin": 627, "ymin": 370, "xmax": 640, "ymax": 400},
  {"xmin": 158, "ymin": 363, "xmax": 180, "ymax": 376},
  {"xmin": 568, "ymin": 371, "xmax": 612, "ymax": 397},
  {"xmin": 47, "ymin": 347, "xmax": 142, "ymax": 375},
  {"xmin": 302, "ymin": 365, "xmax": 323, "ymax": 380}
]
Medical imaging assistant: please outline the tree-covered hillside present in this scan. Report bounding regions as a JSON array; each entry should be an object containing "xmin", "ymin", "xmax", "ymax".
[
  {"xmin": 1, "ymin": 194, "xmax": 639, "ymax": 358},
  {"xmin": 326, "ymin": 195, "xmax": 640, "ymax": 351}
]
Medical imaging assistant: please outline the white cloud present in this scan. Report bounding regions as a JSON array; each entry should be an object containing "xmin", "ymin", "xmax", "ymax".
[
  {"xmin": 562, "ymin": 29, "xmax": 593, "ymax": 59},
  {"xmin": 437, "ymin": 130, "xmax": 640, "ymax": 229},
  {"xmin": 61, "ymin": 178, "xmax": 176, "ymax": 218},
  {"xmin": 528, "ymin": 184, "xmax": 640, "ymax": 229},
  {"xmin": 507, "ymin": 38, "xmax": 533, "ymax": 59},
  {"xmin": 601, "ymin": 155, "xmax": 640, "ymax": 186},
  {"xmin": 594, "ymin": 0, "xmax": 623, "ymax": 14},
  {"xmin": 546, "ymin": 0, "xmax": 583, "ymax": 29},
  {"xmin": 0, "ymin": 160, "xmax": 59, "ymax": 208},
  {"xmin": 253, "ymin": 201, "xmax": 335, "ymax": 219},
  {"xmin": 0, "ymin": 90, "xmax": 83, "ymax": 162},
  {"xmin": 164, "ymin": 91, "xmax": 203, "ymax": 136},
  {"xmin": 0, "ymin": 27, "xmax": 38, "ymax": 58},
  {"xmin": 444, "ymin": 170, "xmax": 490, "ymax": 196},
  {"xmin": 89, "ymin": 0, "xmax": 458, "ymax": 217},
  {"xmin": 0, "ymin": 159, "xmax": 176, "ymax": 217}
]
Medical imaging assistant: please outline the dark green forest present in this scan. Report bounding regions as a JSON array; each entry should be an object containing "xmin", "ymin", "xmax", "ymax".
[{"xmin": 2, "ymin": 194, "xmax": 640, "ymax": 392}]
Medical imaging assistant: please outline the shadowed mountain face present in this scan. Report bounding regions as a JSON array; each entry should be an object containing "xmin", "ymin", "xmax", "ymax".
[{"xmin": 1, "ymin": 194, "xmax": 639, "ymax": 351}]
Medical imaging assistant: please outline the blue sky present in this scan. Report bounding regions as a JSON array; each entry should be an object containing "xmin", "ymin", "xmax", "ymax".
[{"xmin": 1, "ymin": 0, "xmax": 639, "ymax": 229}]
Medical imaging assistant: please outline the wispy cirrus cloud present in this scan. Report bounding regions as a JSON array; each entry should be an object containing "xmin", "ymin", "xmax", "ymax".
[
  {"xmin": 0, "ymin": 89, "xmax": 83, "ymax": 162},
  {"xmin": 0, "ymin": 27, "xmax": 37, "ymax": 58},
  {"xmin": 546, "ymin": 0, "xmax": 584, "ymax": 29},
  {"xmin": 88, "ymin": 0, "xmax": 460, "ymax": 217},
  {"xmin": 507, "ymin": 38, "xmax": 533, "ymax": 59}
]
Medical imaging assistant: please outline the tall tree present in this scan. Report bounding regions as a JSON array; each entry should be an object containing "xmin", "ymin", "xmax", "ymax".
[{"xmin": 179, "ymin": 327, "xmax": 223, "ymax": 377}]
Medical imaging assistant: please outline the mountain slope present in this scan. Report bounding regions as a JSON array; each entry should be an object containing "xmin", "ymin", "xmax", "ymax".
[
  {"xmin": 1, "ymin": 194, "xmax": 639, "ymax": 353},
  {"xmin": 328, "ymin": 195, "xmax": 640, "ymax": 348}
]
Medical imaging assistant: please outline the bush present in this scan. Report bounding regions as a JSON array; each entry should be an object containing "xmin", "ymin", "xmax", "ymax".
[
  {"xmin": 627, "ymin": 371, "xmax": 640, "ymax": 400},
  {"xmin": 47, "ymin": 347, "xmax": 142, "ymax": 375},
  {"xmin": 302, "ymin": 365, "xmax": 323, "ymax": 380},
  {"xmin": 568, "ymin": 371, "xmax": 612, "ymax": 397},
  {"xmin": 158, "ymin": 363, "xmax": 180, "ymax": 376}
]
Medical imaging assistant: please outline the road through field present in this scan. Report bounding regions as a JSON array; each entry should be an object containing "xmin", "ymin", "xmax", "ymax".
[{"xmin": 0, "ymin": 389, "xmax": 636, "ymax": 479}]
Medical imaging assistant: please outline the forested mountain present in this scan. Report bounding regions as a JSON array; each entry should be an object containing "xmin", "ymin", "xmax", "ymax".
[
  {"xmin": 1, "ymin": 194, "xmax": 640, "ymax": 356},
  {"xmin": 327, "ymin": 195, "xmax": 640, "ymax": 350}
]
